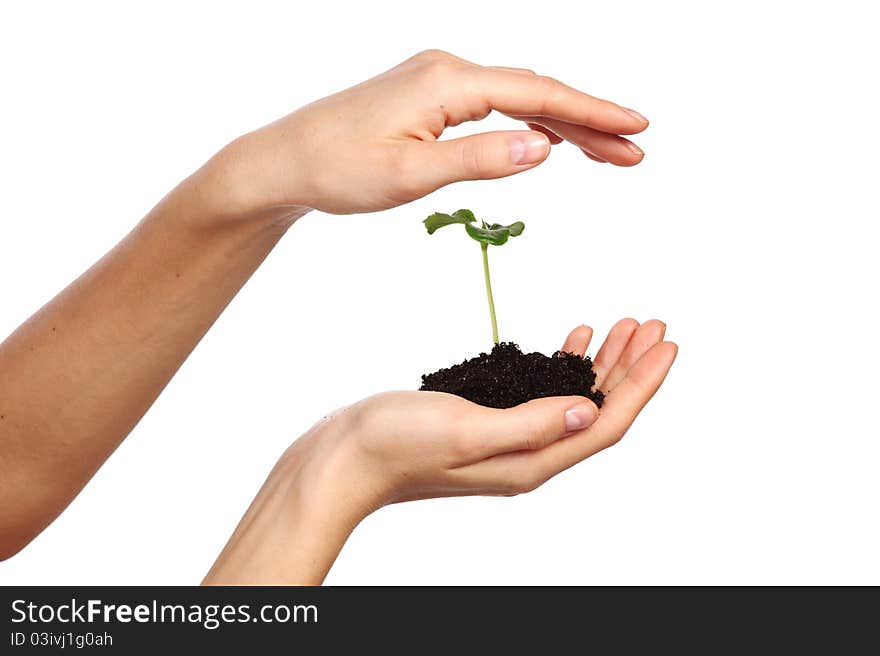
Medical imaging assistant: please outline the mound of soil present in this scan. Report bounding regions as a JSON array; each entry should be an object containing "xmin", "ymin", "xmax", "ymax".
[{"xmin": 420, "ymin": 342, "xmax": 604, "ymax": 409}]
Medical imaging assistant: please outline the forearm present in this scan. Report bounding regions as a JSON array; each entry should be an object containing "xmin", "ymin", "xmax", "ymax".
[{"xmin": 0, "ymin": 145, "xmax": 305, "ymax": 558}]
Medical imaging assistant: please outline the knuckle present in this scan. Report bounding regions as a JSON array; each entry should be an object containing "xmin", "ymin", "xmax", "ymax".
[
  {"xmin": 505, "ymin": 471, "xmax": 544, "ymax": 496},
  {"xmin": 606, "ymin": 430, "xmax": 626, "ymax": 448},
  {"xmin": 495, "ymin": 459, "xmax": 546, "ymax": 495},
  {"xmin": 413, "ymin": 50, "xmax": 456, "ymax": 81},
  {"xmin": 533, "ymin": 75, "xmax": 561, "ymax": 115},
  {"xmin": 475, "ymin": 100, "xmax": 492, "ymax": 121},
  {"xmin": 520, "ymin": 479, "xmax": 541, "ymax": 495},
  {"xmin": 598, "ymin": 422, "xmax": 629, "ymax": 450},
  {"xmin": 522, "ymin": 469, "xmax": 547, "ymax": 493},
  {"xmin": 523, "ymin": 432, "xmax": 543, "ymax": 452},
  {"xmin": 522, "ymin": 418, "xmax": 550, "ymax": 451},
  {"xmin": 500, "ymin": 479, "xmax": 525, "ymax": 496},
  {"xmin": 414, "ymin": 48, "xmax": 452, "ymax": 63}
]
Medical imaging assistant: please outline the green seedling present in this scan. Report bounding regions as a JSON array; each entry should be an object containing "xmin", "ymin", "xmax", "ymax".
[{"xmin": 424, "ymin": 209, "xmax": 525, "ymax": 345}]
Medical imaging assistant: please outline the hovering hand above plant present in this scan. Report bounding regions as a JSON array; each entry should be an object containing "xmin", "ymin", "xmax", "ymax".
[
  {"xmin": 218, "ymin": 49, "xmax": 648, "ymax": 218},
  {"xmin": 205, "ymin": 320, "xmax": 676, "ymax": 585}
]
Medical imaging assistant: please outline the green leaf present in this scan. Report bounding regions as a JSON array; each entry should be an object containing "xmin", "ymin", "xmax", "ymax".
[
  {"xmin": 485, "ymin": 221, "xmax": 525, "ymax": 237},
  {"xmin": 465, "ymin": 220, "xmax": 526, "ymax": 246},
  {"xmin": 506, "ymin": 221, "xmax": 525, "ymax": 237},
  {"xmin": 423, "ymin": 208, "xmax": 476, "ymax": 234},
  {"xmin": 451, "ymin": 209, "xmax": 476, "ymax": 223}
]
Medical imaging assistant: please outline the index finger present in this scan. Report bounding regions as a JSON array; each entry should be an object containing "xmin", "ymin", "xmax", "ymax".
[{"xmin": 471, "ymin": 68, "xmax": 649, "ymax": 136}]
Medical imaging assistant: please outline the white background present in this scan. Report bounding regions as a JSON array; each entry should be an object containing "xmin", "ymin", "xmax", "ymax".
[{"xmin": 1, "ymin": 1, "xmax": 878, "ymax": 585}]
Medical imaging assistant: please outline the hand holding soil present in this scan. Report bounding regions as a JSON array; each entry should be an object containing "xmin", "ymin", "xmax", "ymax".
[{"xmin": 204, "ymin": 321, "xmax": 676, "ymax": 584}]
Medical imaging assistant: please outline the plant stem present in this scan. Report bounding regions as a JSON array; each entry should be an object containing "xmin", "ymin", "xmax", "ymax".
[{"xmin": 481, "ymin": 243, "xmax": 499, "ymax": 344}]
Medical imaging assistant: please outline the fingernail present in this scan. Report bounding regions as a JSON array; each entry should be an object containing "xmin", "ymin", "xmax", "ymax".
[
  {"xmin": 621, "ymin": 106, "xmax": 648, "ymax": 123},
  {"xmin": 624, "ymin": 140, "xmax": 644, "ymax": 157},
  {"xmin": 564, "ymin": 403, "xmax": 598, "ymax": 432},
  {"xmin": 510, "ymin": 133, "xmax": 550, "ymax": 165}
]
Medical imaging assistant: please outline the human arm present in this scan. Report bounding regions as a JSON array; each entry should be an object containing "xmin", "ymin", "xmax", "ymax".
[
  {"xmin": 204, "ymin": 320, "xmax": 676, "ymax": 584},
  {"xmin": 0, "ymin": 49, "xmax": 648, "ymax": 559},
  {"xmin": 0, "ymin": 164, "xmax": 308, "ymax": 559}
]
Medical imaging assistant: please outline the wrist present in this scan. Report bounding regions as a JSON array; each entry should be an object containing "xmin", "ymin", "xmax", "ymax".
[
  {"xmin": 203, "ymin": 414, "xmax": 380, "ymax": 585},
  {"xmin": 157, "ymin": 134, "xmax": 312, "ymax": 240},
  {"xmin": 203, "ymin": 129, "xmax": 314, "ymax": 223},
  {"xmin": 279, "ymin": 409, "xmax": 391, "ymax": 525}
]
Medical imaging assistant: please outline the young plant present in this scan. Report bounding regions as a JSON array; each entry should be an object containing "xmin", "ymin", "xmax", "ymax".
[{"xmin": 424, "ymin": 209, "xmax": 525, "ymax": 345}]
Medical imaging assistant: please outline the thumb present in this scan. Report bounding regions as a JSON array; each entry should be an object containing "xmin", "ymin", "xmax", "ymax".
[
  {"xmin": 463, "ymin": 395, "xmax": 599, "ymax": 460},
  {"xmin": 416, "ymin": 130, "xmax": 551, "ymax": 190}
]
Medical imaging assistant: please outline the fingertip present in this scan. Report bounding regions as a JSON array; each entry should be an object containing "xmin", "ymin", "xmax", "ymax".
[
  {"xmin": 564, "ymin": 400, "xmax": 599, "ymax": 432},
  {"xmin": 578, "ymin": 323, "xmax": 594, "ymax": 340},
  {"xmin": 641, "ymin": 319, "xmax": 667, "ymax": 338},
  {"xmin": 561, "ymin": 324, "xmax": 593, "ymax": 355},
  {"xmin": 643, "ymin": 340, "xmax": 679, "ymax": 373},
  {"xmin": 510, "ymin": 130, "xmax": 551, "ymax": 166},
  {"xmin": 651, "ymin": 342, "xmax": 679, "ymax": 381},
  {"xmin": 620, "ymin": 106, "xmax": 649, "ymax": 134},
  {"xmin": 532, "ymin": 129, "xmax": 552, "ymax": 153},
  {"xmin": 614, "ymin": 140, "xmax": 645, "ymax": 167}
]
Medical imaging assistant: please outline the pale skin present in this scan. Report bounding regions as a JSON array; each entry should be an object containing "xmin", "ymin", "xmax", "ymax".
[
  {"xmin": 204, "ymin": 321, "xmax": 675, "ymax": 584},
  {"xmin": 0, "ymin": 50, "xmax": 675, "ymax": 581}
]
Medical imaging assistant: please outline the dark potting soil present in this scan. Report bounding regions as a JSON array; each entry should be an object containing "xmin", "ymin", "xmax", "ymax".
[{"xmin": 420, "ymin": 342, "xmax": 604, "ymax": 409}]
